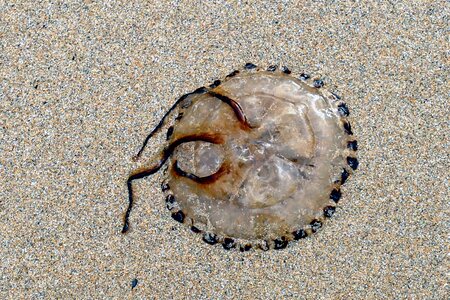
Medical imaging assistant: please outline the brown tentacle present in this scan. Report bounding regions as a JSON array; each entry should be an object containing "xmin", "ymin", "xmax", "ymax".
[
  {"xmin": 122, "ymin": 132, "xmax": 224, "ymax": 233},
  {"xmin": 207, "ymin": 91, "xmax": 252, "ymax": 130},
  {"xmin": 172, "ymin": 160, "xmax": 230, "ymax": 184},
  {"xmin": 133, "ymin": 87, "xmax": 208, "ymax": 161}
]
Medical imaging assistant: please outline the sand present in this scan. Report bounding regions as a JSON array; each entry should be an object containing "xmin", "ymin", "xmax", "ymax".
[{"xmin": 0, "ymin": 1, "xmax": 448, "ymax": 299}]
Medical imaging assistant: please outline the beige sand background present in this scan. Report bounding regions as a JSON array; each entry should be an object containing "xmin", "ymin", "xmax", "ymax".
[{"xmin": 1, "ymin": 1, "xmax": 448, "ymax": 299}]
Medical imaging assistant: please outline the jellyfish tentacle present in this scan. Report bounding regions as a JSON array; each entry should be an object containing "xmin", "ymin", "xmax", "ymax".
[
  {"xmin": 133, "ymin": 87, "xmax": 208, "ymax": 161},
  {"xmin": 134, "ymin": 87, "xmax": 250, "ymax": 162},
  {"xmin": 123, "ymin": 166, "xmax": 163, "ymax": 233},
  {"xmin": 172, "ymin": 160, "xmax": 230, "ymax": 184},
  {"xmin": 123, "ymin": 132, "xmax": 224, "ymax": 233},
  {"xmin": 207, "ymin": 90, "xmax": 252, "ymax": 130}
]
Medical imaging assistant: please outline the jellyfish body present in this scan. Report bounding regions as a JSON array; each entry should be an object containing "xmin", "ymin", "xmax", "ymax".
[{"xmin": 123, "ymin": 65, "xmax": 358, "ymax": 250}]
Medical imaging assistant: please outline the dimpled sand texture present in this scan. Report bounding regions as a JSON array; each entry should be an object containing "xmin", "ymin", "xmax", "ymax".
[{"xmin": 0, "ymin": 1, "xmax": 448, "ymax": 299}]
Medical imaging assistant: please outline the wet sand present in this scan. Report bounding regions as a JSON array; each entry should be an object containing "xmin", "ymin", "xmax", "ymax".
[{"xmin": 0, "ymin": 1, "xmax": 448, "ymax": 299}]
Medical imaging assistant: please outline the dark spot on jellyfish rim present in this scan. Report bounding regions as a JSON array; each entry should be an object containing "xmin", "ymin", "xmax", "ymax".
[
  {"xmin": 348, "ymin": 140, "xmax": 358, "ymax": 151},
  {"xmin": 165, "ymin": 194, "xmax": 175, "ymax": 204},
  {"xmin": 165, "ymin": 194, "xmax": 176, "ymax": 210},
  {"xmin": 347, "ymin": 157, "xmax": 359, "ymax": 170},
  {"xmin": 244, "ymin": 63, "xmax": 257, "ymax": 70},
  {"xmin": 343, "ymin": 121, "xmax": 353, "ymax": 135},
  {"xmin": 175, "ymin": 112, "xmax": 183, "ymax": 121},
  {"xmin": 267, "ymin": 65, "xmax": 277, "ymax": 72},
  {"xmin": 330, "ymin": 188, "xmax": 341, "ymax": 203},
  {"xmin": 202, "ymin": 232, "xmax": 218, "ymax": 245},
  {"xmin": 281, "ymin": 66, "xmax": 291, "ymax": 74},
  {"xmin": 310, "ymin": 220, "xmax": 322, "ymax": 233},
  {"xmin": 300, "ymin": 73, "xmax": 310, "ymax": 80},
  {"xmin": 338, "ymin": 103, "xmax": 350, "ymax": 116},
  {"xmin": 171, "ymin": 210, "xmax": 185, "ymax": 223},
  {"xmin": 259, "ymin": 240, "xmax": 270, "ymax": 251},
  {"xmin": 226, "ymin": 70, "xmax": 240, "ymax": 78},
  {"xmin": 293, "ymin": 228, "xmax": 307, "ymax": 240},
  {"xmin": 273, "ymin": 237, "xmax": 288, "ymax": 250},
  {"xmin": 191, "ymin": 226, "xmax": 201, "ymax": 233},
  {"xmin": 240, "ymin": 244, "xmax": 252, "ymax": 252},
  {"xmin": 166, "ymin": 202, "xmax": 174, "ymax": 210},
  {"xmin": 323, "ymin": 206, "xmax": 336, "ymax": 218},
  {"xmin": 193, "ymin": 86, "xmax": 208, "ymax": 94},
  {"xmin": 222, "ymin": 238, "xmax": 236, "ymax": 250},
  {"xmin": 341, "ymin": 169, "xmax": 349, "ymax": 184},
  {"xmin": 161, "ymin": 183, "xmax": 169, "ymax": 192},
  {"xmin": 313, "ymin": 79, "xmax": 324, "ymax": 88},
  {"xmin": 166, "ymin": 126, "xmax": 174, "ymax": 140},
  {"xmin": 209, "ymin": 80, "xmax": 221, "ymax": 88},
  {"xmin": 131, "ymin": 278, "xmax": 138, "ymax": 289}
]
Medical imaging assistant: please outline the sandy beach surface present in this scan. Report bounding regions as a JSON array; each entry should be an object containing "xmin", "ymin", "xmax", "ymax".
[{"xmin": 1, "ymin": 1, "xmax": 448, "ymax": 299}]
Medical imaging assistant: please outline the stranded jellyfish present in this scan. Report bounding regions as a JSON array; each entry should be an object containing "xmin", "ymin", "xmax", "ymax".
[{"xmin": 122, "ymin": 64, "xmax": 358, "ymax": 251}]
